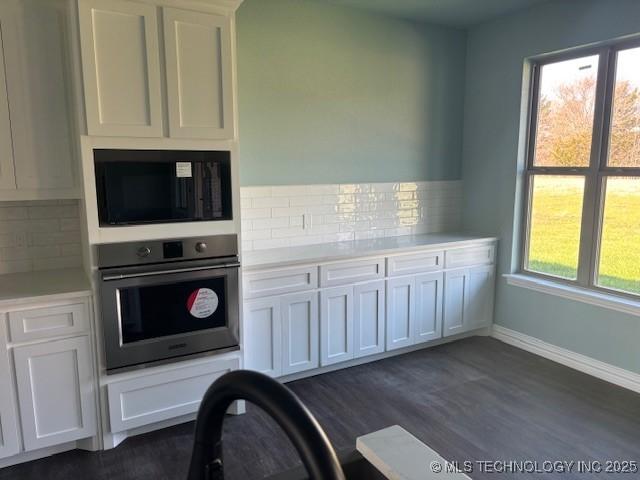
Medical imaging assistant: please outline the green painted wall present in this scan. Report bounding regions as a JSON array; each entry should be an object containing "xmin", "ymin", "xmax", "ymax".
[
  {"xmin": 461, "ymin": 0, "xmax": 640, "ymax": 373},
  {"xmin": 236, "ymin": 0, "xmax": 467, "ymax": 185}
]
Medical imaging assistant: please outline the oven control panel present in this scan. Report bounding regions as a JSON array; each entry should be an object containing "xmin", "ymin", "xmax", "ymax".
[{"xmin": 97, "ymin": 235, "xmax": 238, "ymax": 268}]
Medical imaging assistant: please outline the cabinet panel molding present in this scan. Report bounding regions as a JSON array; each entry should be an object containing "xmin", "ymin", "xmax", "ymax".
[
  {"xmin": 353, "ymin": 280, "xmax": 385, "ymax": 358},
  {"xmin": 243, "ymin": 298, "xmax": 282, "ymax": 377},
  {"xmin": 385, "ymin": 277, "xmax": 414, "ymax": 351},
  {"xmin": 281, "ymin": 291, "xmax": 319, "ymax": 375},
  {"xmin": 163, "ymin": 7, "xmax": 233, "ymax": 139},
  {"xmin": 320, "ymin": 286, "xmax": 354, "ymax": 366},
  {"xmin": 107, "ymin": 358, "xmax": 237, "ymax": 432},
  {"xmin": 8, "ymin": 301, "xmax": 89, "ymax": 343},
  {"xmin": 78, "ymin": 0, "xmax": 163, "ymax": 137},
  {"xmin": 414, "ymin": 272, "xmax": 443, "ymax": 343},
  {"xmin": 13, "ymin": 336, "xmax": 97, "ymax": 451},
  {"xmin": 320, "ymin": 258, "xmax": 385, "ymax": 287}
]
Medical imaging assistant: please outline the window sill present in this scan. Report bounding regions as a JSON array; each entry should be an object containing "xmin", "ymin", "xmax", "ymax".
[{"xmin": 503, "ymin": 273, "xmax": 640, "ymax": 317}]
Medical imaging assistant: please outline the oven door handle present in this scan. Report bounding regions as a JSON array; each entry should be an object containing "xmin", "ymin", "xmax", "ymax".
[{"xmin": 102, "ymin": 262, "xmax": 241, "ymax": 281}]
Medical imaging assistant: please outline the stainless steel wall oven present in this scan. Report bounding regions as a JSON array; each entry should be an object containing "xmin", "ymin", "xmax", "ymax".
[{"xmin": 98, "ymin": 235, "xmax": 239, "ymax": 373}]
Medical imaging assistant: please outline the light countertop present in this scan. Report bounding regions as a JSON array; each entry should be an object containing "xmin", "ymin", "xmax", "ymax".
[
  {"xmin": 357, "ymin": 425, "xmax": 470, "ymax": 479},
  {"xmin": 0, "ymin": 268, "xmax": 92, "ymax": 306},
  {"xmin": 242, "ymin": 233, "xmax": 496, "ymax": 270}
]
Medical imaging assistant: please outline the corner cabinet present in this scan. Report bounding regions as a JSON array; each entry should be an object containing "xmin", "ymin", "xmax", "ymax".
[
  {"xmin": 443, "ymin": 265, "xmax": 495, "ymax": 337},
  {"xmin": 77, "ymin": 0, "xmax": 236, "ymax": 140},
  {"xmin": 243, "ymin": 238, "xmax": 497, "ymax": 380}
]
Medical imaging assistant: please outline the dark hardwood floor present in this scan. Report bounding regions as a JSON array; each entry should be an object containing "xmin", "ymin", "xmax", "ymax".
[{"xmin": 2, "ymin": 337, "xmax": 640, "ymax": 480}]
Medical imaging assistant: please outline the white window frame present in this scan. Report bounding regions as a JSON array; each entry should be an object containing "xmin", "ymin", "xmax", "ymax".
[{"xmin": 520, "ymin": 39, "xmax": 640, "ymax": 300}]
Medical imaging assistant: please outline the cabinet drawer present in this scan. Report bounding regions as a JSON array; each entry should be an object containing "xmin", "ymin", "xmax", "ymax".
[
  {"xmin": 244, "ymin": 266, "xmax": 318, "ymax": 299},
  {"xmin": 320, "ymin": 258, "xmax": 384, "ymax": 287},
  {"xmin": 386, "ymin": 251, "xmax": 443, "ymax": 277},
  {"xmin": 107, "ymin": 358, "xmax": 238, "ymax": 432},
  {"xmin": 445, "ymin": 244, "xmax": 495, "ymax": 269},
  {"xmin": 8, "ymin": 301, "xmax": 89, "ymax": 343}
]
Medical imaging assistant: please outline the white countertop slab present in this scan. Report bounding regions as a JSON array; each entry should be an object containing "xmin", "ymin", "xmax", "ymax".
[
  {"xmin": 0, "ymin": 268, "xmax": 92, "ymax": 306},
  {"xmin": 242, "ymin": 233, "xmax": 496, "ymax": 270},
  {"xmin": 357, "ymin": 425, "xmax": 471, "ymax": 480}
]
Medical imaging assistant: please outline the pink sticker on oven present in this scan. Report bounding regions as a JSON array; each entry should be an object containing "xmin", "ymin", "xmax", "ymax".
[{"xmin": 187, "ymin": 288, "xmax": 219, "ymax": 318}]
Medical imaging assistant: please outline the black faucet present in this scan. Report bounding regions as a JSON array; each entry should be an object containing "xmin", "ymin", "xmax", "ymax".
[{"xmin": 187, "ymin": 370, "xmax": 346, "ymax": 480}]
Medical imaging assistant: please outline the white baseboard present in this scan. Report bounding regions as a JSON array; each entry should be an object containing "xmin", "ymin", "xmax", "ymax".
[{"xmin": 491, "ymin": 324, "xmax": 640, "ymax": 395}]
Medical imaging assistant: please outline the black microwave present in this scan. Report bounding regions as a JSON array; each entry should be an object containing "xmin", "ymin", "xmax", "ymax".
[{"xmin": 94, "ymin": 149, "xmax": 232, "ymax": 226}]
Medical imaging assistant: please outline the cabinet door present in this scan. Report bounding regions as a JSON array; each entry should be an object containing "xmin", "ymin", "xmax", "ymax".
[
  {"xmin": 466, "ymin": 265, "xmax": 495, "ymax": 330},
  {"xmin": 7, "ymin": 0, "xmax": 76, "ymax": 190},
  {"xmin": 320, "ymin": 286, "xmax": 354, "ymax": 366},
  {"xmin": 163, "ymin": 8, "xmax": 233, "ymax": 139},
  {"xmin": 353, "ymin": 280, "xmax": 385, "ymax": 358},
  {"xmin": 0, "ymin": 4, "xmax": 16, "ymax": 190},
  {"xmin": 414, "ymin": 272, "xmax": 443, "ymax": 344},
  {"xmin": 243, "ymin": 298, "xmax": 282, "ymax": 378},
  {"xmin": 385, "ymin": 277, "xmax": 414, "ymax": 351},
  {"xmin": 78, "ymin": 0, "xmax": 162, "ymax": 137},
  {"xmin": 281, "ymin": 292, "xmax": 319, "ymax": 376},
  {"xmin": 443, "ymin": 269, "xmax": 467, "ymax": 337},
  {"xmin": 14, "ymin": 336, "xmax": 97, "ymax": 451},
  {"xmin": 0, "ymin": 317, "xmax": 19, "ymax": 459}
]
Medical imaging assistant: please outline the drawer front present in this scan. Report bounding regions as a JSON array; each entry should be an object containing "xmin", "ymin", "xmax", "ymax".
[
  {"xmin": 8, "ymin": 301, "xmax": 89, "ymax": 343},
  {"xmin": 243, "ymin": 266, "xmax": 318, "ymax": 299},
  {"xmin": 107, "ymin": 358, "xmax": 238, "ymax": 432},
  {"xmin": 386, "ymin": 251, "xmax": 443, "ymax": 277},
  {"xmin": 445, "ymin": 245, "xmax": 495, "ymax": 269},
  {"xmin": 320, "ymin": 258, "xmax": 385, "ymax": 287}
]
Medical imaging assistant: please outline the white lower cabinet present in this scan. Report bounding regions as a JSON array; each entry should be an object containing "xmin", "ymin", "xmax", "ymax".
[
  {"xmin": 243, "ymin": 239, "xmax": 496, "ymax": 379},
  {"xmin": 386, "ymin": 273, "xmax": 444, "ymax": 350},
  {"xmin": 320, "ymin": 286, "xmax": 354, "ymax": 366},
  {"xmin": 414, "ymin": 272, "xmax": 443, "ymax": 344},
  {"xmin": 13, "ymin": 336, "xmax": 97, "ymax": 451},
  {"xmin": 443, "ymin": 265, "xmax": 495, "ymax": 337},
  {"xmin": 244, "ymin": 297, "xmax": 282, "ymax": 377},
  {"xmin": 386, "ymin": 277, "xmax": 415, "ymax": 351},
  {"xmin": 281, "ymin": 291, "xmax": 319, "ymax": 375},
  {"xmin": 353, "ymin": 280, "xmax": 385, "ymax": 358},
  {"xmin": 0, "ymin": 329, "xmax": 19, "ymax": 459}
]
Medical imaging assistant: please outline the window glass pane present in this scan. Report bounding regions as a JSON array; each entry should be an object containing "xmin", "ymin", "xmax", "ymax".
[
  {"xmin": 608, "ymin": 47, "xmax": 640, "ymax": 168},
  {"xmin": 526, "ymin": 175, "xmax": 585, "ymax": 280},
  {"xmin": 533, "ymin": 55, "xmax": 599, "ymax": 167},
  {"xmin": 597, "ymin": 177, "xmax": 640, "ymax": 295}
]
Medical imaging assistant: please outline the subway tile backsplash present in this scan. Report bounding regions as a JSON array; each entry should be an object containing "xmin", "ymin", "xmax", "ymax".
[
  {"xmin": 241, "ymin": 181, "xmax": 462, "ymax": 251},
  {"xmin": 0, "ymin": 200, "xmax": 82, "ymax": 274}
]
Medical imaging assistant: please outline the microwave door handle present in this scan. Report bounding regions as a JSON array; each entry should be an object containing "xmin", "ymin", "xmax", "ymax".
[{"xmin": 102, "ymin": 262, "xmax": 241, "ymax": 281}]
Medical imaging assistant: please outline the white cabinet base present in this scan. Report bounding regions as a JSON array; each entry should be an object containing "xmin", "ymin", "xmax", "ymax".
[
  {"xmin": 13, "ymin": 336, "xmax": 97, "ymax": 451},
  {"xmin": 106, "ymin": 357, "xmax": 239, "ymax": 433}
]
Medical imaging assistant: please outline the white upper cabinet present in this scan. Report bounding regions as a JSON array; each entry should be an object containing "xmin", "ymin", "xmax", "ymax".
[
  {"xmin": 0, "ymin": 0, "xmax": 77, "ymax": 198},
  {"xmin": 163, "ymin": 8, "xmax": 233, "ymax": 139},
  {"xmin": 0, "ymin": 10, "xmax": 16, "ymax": 191},
  {"xmin": 244, "ymin": 297, "xmax": 282, "ymax": 378},
  {"xmin": 78, "ymin": 0, "xmax": 163, "ymax": 137},
  {"xmin": 77, "ymin": 0, "xmax": 236, "ymax": 140}
]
